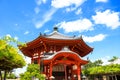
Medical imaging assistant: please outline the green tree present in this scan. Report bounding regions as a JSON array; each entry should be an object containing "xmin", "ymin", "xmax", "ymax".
[
  {"xmin": 6, "ymin": 72, "xmax": 16, "ymax": 79},
  {"xmin": 20, "ymin": 64, "xmax": 45, "ymax": 80},
  {"xmin": 108, "ymin": 56, "xmax": 118, "ymax": 62},
  {"xmin": 93, "ymin": 59, "xmax": 103, "ymax": 66},
  {"xmin": 0, "ymin": 36, "xmax": 26, "ymax": 80},
  {"xmin": 82, "ymin": 57, "xmax": 120, "ymax": 78},
  {"xmin": 83, "ymin": 59, "xmax": 103, "ymax": 70}
]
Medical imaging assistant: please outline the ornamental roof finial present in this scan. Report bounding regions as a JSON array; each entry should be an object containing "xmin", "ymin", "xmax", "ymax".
[{"xmin": 53, "ymin": 26, "xmax": 58, "ymax": 32}]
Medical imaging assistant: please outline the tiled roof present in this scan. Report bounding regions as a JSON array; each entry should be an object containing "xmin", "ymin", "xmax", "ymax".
[
  {"xmin": 45, "ymin": 31, "xmax": 80, "ymax": 40},
  {"xmin": 43, "ymin": 46, "xmax": 81, "ymax": 60}
]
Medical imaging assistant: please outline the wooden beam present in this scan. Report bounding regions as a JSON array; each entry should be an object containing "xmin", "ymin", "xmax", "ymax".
[
  {"xmin": 71, "ymin": 45, "xmax": 76, "ymax": 51},
  {"xmin": 64, "ymin": 64, "xmax": 67, "ymax": 80},
  {"xmin": 49, "ymin": 62, "xmax": 53, "ymax": 80},
  {"xmin": 43, "ymin": 42, "xmax": 47, "ymax": 52},
  {"xmin": 77, "ymin": 64, "xmax": 81, "ymax": 80}
]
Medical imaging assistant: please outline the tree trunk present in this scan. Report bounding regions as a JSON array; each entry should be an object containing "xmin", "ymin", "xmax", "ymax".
[
  {"xmin": 0, "ymin": 70, "xmax": 3, "ymax": 80},
  {"xmin": 115, "ymin": 75, "xmax": 117, "ymax": 80},
  {"xmin": 3, "ymin": 70, "xmax": 7, "ymax": 80}
]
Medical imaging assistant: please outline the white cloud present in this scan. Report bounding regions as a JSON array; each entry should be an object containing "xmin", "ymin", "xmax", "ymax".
[
  {"xmin": 34, "ymin": 0, "xmax": 47, "ymax": 14},
  {"xmin": 14, "ymin": 36, "xmax": 18, "ymax": 41},
  {"xmin": 35, "ymin": 0, "xmax": 46, "ymax": 6},
  {"xmin": 44, "ymin": 29, "xmax": 50, "ymax": 33},
  {"xmin": 6, "ymin": 34, "xmax": 11, "ymax": 38},
  {"xmin": 34, "ymin": 7, "xmax": 40, "ymax": 14},
  {"xmin": 35, "ymin": 0, "xmax": 42, "ymax": 5},
  {"xmin": 51, "ymin": 0, "xmax": 85, "ymax": 12},
  {"xmin": 25, "ymin": 56, "xmax": 31, "ymax": 64},
  {"xmin": 57, "ymin": 18, "xmax": 93, "ymax": 33},
  {"xmin": 14, "ymin": 66, "xmax": 27, "ymax": 77},
  {"xmin": 5, "ymin": 34, "xmax": 18, "ymax": 41},
  {"xmin": 66, "ymin": 7, "xmax": 77, "ymax": 12},
  {"xmin": 51, "ymin": 0, "xmax": 85, "ymax": 8},
  {"xmin": 14, "ymin": 23, "xmax": 18, "ymax": 26},
  {"xmin": 24, "ymin": 31, "xmax": 29, "ymax": 35},
  {"xmin": 83, "ymin": 34, "xmax": 107, "ymax": 43},
  {"xmin": 113, "ymin": 58, "xmax": 120, "ymax": 64},
  {"xmin": 96, "ymin": 0, "xmax": 108, "ymax": 3},
  {"xmin": 100, "ymin": 56, "xmax": 110, "ymax": 65},
  {"xmin": 75, "ymin": 8, "xmax": 82, "ymax": 15},
  {"xmin": 92, "ymin": 56, "xmax": 110, "ymax": 65},
  {"xmin": 42, "ymin": 0, "xmax": 46, "ymax": 4},
  {"xmin": 34, "ymin": 8, "xmax": 57, "ymax": 28},
  {"xmin": 92, "ymin": 9, "xmax": 120, "ymax": 29}
]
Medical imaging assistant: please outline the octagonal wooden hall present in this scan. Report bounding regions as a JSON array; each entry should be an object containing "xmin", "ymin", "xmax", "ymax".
[{"xmin": 19, "ymin": 27, "xmax": 93, "ymax": 80}]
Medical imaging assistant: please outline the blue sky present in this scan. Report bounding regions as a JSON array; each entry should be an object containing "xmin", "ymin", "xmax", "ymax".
[{"xmin": 0, "ymin": 0, "xmax": 120, "ymax": 75}]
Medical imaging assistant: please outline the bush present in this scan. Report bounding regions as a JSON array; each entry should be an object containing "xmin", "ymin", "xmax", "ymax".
[
  {"xmin": 20, "ymin": 64, "xmax": 45, "ymax": 80},
  {"xmin": 7, "ymin": 73, "xmax": 16, "ymax": 79}
]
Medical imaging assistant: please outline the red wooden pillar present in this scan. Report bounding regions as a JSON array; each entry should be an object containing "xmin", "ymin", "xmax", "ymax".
[
  {"xmin": 64, "ymin": 64, "xmax": 67, "ymax": 80},
  {"xmin": 44, "ymin": 66, "xmax": 46, "ymax": 74},
  {"xmin": 71, "ymin": 65, "xmax": 74, "ymax": 80},
  {"xmin": 46, "ymin": 65, "xmax": 48, "ymax": 79},
  {"xmin": 77, "ymin": 64, "xmax": 81, "ymax": 80},
  {"xmin": 38, "ymin": 52, "xmax": 40, "ymax": 65},
  {"xmin": 49, "ymin": 62, "xmax": 53, "ymax": 80}
]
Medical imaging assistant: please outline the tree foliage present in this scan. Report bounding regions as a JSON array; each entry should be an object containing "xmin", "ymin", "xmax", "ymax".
[
  {"xmin": 20, "ymin": 64, "xmax": 45, "ymax": 80},
  {"xmin": 82, "ymin": 57, "xmax": 120, "ymax": 76},
  {"xmin": 108, "ymin": 56, "xmax": 119, "ymax": 62},
  {"xmin": 84, "ymin": 64, "xmax": 120, "ymax": 75},
  {"xmin": 6, "ymin": 72, "xmax": 16, "ymax": 79},
  {"xmin": 0, "ymin": 36, "xmax": 26, "ymax": 80},
  {"xmin": 83, "ymin": 59, "xmax": 103, "ymax": 70}
]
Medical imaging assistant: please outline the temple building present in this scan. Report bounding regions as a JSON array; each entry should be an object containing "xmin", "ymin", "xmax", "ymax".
[{"xmin": 19, "ymin": 27, "xmax": 93, "ymax": 80}]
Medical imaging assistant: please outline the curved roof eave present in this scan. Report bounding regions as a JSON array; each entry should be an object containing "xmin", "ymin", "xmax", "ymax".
[
  {"xmin": 25, "ymin": 31, "xmax": 82, "ymax": 46},
  {"xmin": 79, "ymin": 36, "xmax": 93, "ymax": 57},
  {"xmin": 43, "ymin": 51, "xmax": 88, "ymax": 65}
]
